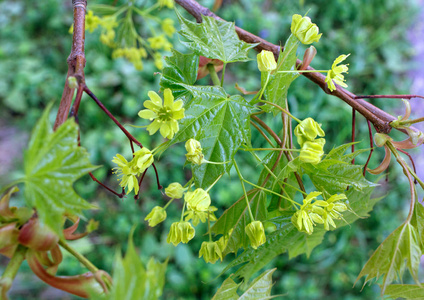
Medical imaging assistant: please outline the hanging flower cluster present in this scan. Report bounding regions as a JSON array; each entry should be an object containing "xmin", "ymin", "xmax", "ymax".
[
  {"xmin": 291, "ymin": 192, "xmax": 348, "ymax": 235},
  {"xmin": 294, "ymin": 118, "xmax": 326, "ymax": 164}
]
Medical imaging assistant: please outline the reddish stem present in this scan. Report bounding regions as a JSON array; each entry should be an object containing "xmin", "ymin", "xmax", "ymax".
[
  {"xmin": 363, "ymin": 120, "xmax": 374, "ymax": 176},
  {"xmin": 355, "ymin": 94, "xmax": 424, "ymax": 100},
  {"xmin": 89, "ymin": 172, "xmax": 125, "ymax": 198},
  {"xmin": 397, "ymin": 148, "xmax": 418, "ymax": 184},
  {"xmin": 352, "ymin": 108, "xmax": 356, "ymax": 164}
]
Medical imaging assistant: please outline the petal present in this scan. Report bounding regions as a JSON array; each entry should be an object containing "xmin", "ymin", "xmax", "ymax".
[
  {"xmin": 172, "ymin": 108, "xmax": 185, "ymax": 120},
  {"xmin": 146, "ymin": 119, "xmax": 162, "ymax": 135},
  {"xmin": 148, "ymin": 91, "xmax": 163, "ymax": 106},
  {"xmin": 138, "ymin": 109, "xmax": 157, "ymax": 120},
  {"xmin": 160, "ymin": 122, "xmax": 171, "ymax": 139},
  {"xmin": 164, "ymin": 88, "xmax": 174, "ymax": 107},
  {"xmin": 143, "ymin": 100, "xmax": 160, "ymax": 111},
  {"xmin": 172, "ymin": 99, "xmax": 184, "ymax": 111}
]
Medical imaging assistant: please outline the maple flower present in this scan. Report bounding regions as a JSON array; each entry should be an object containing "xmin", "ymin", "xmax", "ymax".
[
  {"xmin": 167, "ymin": 221, "xmax": 195, "ymax": 246},
  {"xmin": 314, "ymin": 194, "xmax": 348, "ymax": 230},
  {"xmin": 162, "ymin": 18, "xmax": 176, "ymax": 37},
  {"xmin": 85, "ymin": 10, "xmax": 101, "ymax": 33},
  {"xmin": 199, "ymin": 241, "xmax": 223, "ymax": 264},
  {"xmin": 111, "ymin": 154, "xmax": 140, "ymax": 195},
  {"xmin": 184, "ymin": 206, "xmax": 217, "ymax": 226},
  {"xmin": 132, "ymin": 148, "xmax": 154, "ymax": 172},
  {"xmin": 112, "ymin": 47, "xmax": 147, "ymax": 71},
  {"xmin": 144, "ymin": 206, "xmax": 167, "ymax": 227},
  {"xmin": 257, "ymin": 50, "xmax": 277, "ymax": 72},
  {"xmin": 294, "ymin": 117, "xmax": 325, "ymax": 147},
  {"xmin": 299, "ymin": 138, "xmax": 326, "ymax": 164},
  {"xmin": 147, "ymin": 34, "xmax": 172, "ymax": 51},
  {"xmin": 291, "ymin": 191, "xmax": 324, "ymax": 235},
  {"xmin": 325, "ymin": 54, "xmax": 350, "ymax": 92},
  {"xmin": 158, "ymin": 0, "xmax": 174, "ymax": 8},
  {"xmin": 291, "ymin": 14, "xmax": 322, "ymax": 44},
  {"xmin": 165, "ymin": 182, "xmax": 185, "ymax": 199},
  {"xmin": 184, "ymin": 188, "xmax": 211, "ymax": 212},
  {"xmin": 245, "ymin": 220, "xmax": 266, "ymax": 249},
  {"xmin": 185, "ymin": 138, "xmax": 206, "ymax": 165},
  {"xmin": 138, "ymin": 89, "xmax": 185, "ymax": 139}
]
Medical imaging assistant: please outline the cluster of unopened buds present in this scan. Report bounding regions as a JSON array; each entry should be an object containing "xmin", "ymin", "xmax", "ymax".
[
  {"xmin": 0, "ymin": 188, "xmax": 109, "ymax": 298},
  {"xmin": 294, "ymin": 117, "xmax": 326, "ymax": 164}
]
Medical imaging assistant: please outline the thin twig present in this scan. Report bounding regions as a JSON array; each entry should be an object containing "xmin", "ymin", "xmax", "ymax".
[{"xmin": 363, "ymin": 120, "xmax": 374, "ymax": 176}]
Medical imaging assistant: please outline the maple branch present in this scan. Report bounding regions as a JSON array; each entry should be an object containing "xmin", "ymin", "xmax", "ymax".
[
  {"xmin": 54, "ymin": 0, "xmax": 87, "ymax": 130},
  {"xmin": 175, "ymin": 0, "xmax": 408, "ymax": 134}
]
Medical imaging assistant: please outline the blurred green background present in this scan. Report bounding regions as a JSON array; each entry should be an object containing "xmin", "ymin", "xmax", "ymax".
[{"xmin": 0, "ymin": 0, "xmax": 420, "ymax": 299}]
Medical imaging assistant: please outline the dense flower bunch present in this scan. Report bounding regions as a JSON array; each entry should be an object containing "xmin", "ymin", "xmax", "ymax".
[{"xmin": 294, "ymin": 118, "xmax": 326, "ymax": 164}]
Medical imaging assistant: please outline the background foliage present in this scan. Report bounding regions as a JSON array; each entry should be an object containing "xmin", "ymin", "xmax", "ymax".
[{"xmin": 0, "ymin": 0, "xmax": 419, "ymax": 298}]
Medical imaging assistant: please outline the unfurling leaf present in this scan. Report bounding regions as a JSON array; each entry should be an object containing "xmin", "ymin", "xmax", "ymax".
[{"xmin": 23, "ymin": 104, "xmax": 97, "ymax": 236}]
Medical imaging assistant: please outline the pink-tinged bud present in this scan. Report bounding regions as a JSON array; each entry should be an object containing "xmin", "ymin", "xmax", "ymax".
[
  {"xmin": 27, "ymin": 250, "xmax": 104, "ymax": 298},
  {"xmin": 374, "ymin": 133, "xmax": 392, "ymax": 147},
  {"xmin": 197, "ymin": 56, "xmax": 224, "ymax": 80},
  {"xmin": 18, "ymin": 218, "xmax": 59, "ymax": 252},
  {"xmin": 391, "ymin": 133, "xmax": 424, "ymax": 149},
  {"xmin": 367, "ymin": 145, "xmax": 391, "ymax": 175},
  {"xmin": 0, "ymin": 222, "xmax": 19, "ymax": 258},
  {"xmin": 36, "ymin": 245, "xmax": 63, "ymax": 275},
  {"xmin": 0, "ymin": 187, "xmax": 19, "ymax": 221},
  {"xmin": 299, "ymin": 46, "xmax": 317, "ymax": 70},
  {"xmin": 63, "ymin": 218, "xmax": 88, "ymax": 241}
]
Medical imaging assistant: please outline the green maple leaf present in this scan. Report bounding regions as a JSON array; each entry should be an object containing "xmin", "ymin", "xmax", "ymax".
[
  {"xmin": 385, "ymin": 284, "xmax": 424, "ymax": 299},
  {"xmin": 211, "ymin": 277, "xmax": 240, "ymax": 300},
  {"xmin": 176, "ymin": 10, "xmax": 257, "ymax": 63},
  {"xmin": 23, "ymin": 104, "xmax": 97, "ymax": 235}
]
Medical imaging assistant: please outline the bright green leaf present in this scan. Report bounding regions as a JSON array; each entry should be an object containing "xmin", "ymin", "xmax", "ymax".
[
  {"xmin": 356, "ymin": 222, "xmax": 421, "ymax": 294},
  {"xmin": 211, "ymin": 189, "xmax": 267, "ymax": 254},
  {"xmin": 99, "ymin": 227, "xmax": 168, "ymax": 300},
  {"xmin": 176, "ymin": 10, "xmax": 257, "ymax": 63},
  {"xmin": 385, "ymin": 284, "xmax": 424, "ymax": 299},
  {"xmin": 160, "ymin": 49, "xmax": 199, "ymax": 99},
  {"xmin": 211, "ymin": 277, "xmax": 240, "ymax": 300},
  {"xmin": 239, "ymin": 268, "xmax": 276, "ymax": 300},
  {"xmin": 23, "ymin": 104, "xmax": 97, "ymax": 235},
  {"xmin": 261, "ymin": 34, "xmax": 300, "ymax": 115},
  {"xmin": 164, "ymin": 87, "xmax": 253, "ymax": 188}
]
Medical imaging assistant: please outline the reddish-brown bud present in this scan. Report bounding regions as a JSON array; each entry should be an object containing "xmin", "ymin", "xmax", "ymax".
[
  {"xmin": 18, "ymin": 218, "xmax": 59, "ymax": 252},
  {"xmin": 299, "ymin": 46, "xmax": 317, "ymax": 70},
  {"xmin": 0, "ymin": 222, "xmax": 19, "ymax": 258},
  {"xmin": 197, "ymin": 56, "xmax": 224, "ymax": 80}
]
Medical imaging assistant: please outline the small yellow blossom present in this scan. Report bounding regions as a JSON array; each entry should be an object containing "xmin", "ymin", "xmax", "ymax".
[
  {"xmin": 100, "ymin": 29, "xmax": 115, "ymax": 47},
  {"xmin": 199, "ymin": 241, "xmax": 223, "ymax": 264},
  {"xmin": 138, "ymin": 89, "xmax": 185, "ymax": 139},
  {"xmin": 154, "ymin": 52, "xmax": 164, "ymax": 70},
  {"xmin": 158, "ymin": 0, "xmax": 174, "ymax": 9},
  {"xmin": 144, "ymin": 206, "xmax": 167, "ymax": 227},
  {"xmin": 291, "ymin": 191, "xmax": 323, "ymax": 235},
  {"xmin": 148, "ymin": 35, "xmax": 172, "ymax": 51},
  {"xmin": 299, "ymin": 138, "xmax": 325, "ymax": 164},
  {"xmin": 111, "ymin": 154, "xmax": 140, "ymax": 195},
  {"xmin": 184, "ymin": 188, "xmax": 211, "ymax": 212},
  {"xmin": 185, "ymin": 139, "xmax": 205, "ymax": 165},
  {"xmin": 184, "ymin": 206, "xmax": 217, "ymax": 226},
  {"xmin": 291, "ymin": 14, "xmax": 322, "ymax": 44},
  {"xmin": 294, "ymin": 117, "xmax": 325, "ymax": 147},
  {"xmin": 245, "ymin": 221, "xmax": 266, "ymax": 249},
  {"xmin": 85, "ymin": 10, "xmax": 101, "ymax": 33},
  {"xmin": 257, "ymin": 50, "xmax": 277, "ymax": 72},
  {"xmin": 167, "ymin": 221, "xmax": 195, "ymax": 246},
  {"xmin": 112, "ymin": 47, "xmax": 147, "ymax": 71},
  {"xmin": 162, "ymin": 18, "xmax": 176, "ymax": 37},
  {"xmin": 165, "ymin": 182, "xmax": 185, "ymax": 199},
  {"xmin": 314, "ymin": 194, "xmax": 348, "ymax": 230},
  {"xmin": 132, "ymin": 148, "xmax": 154, "ymax": 172},
  {"xmin": 325, "ymin": 54, "xmax": 350, "ymax": 92}
]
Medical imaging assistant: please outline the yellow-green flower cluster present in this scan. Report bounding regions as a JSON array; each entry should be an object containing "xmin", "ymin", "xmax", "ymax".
[
  {"xmin": 245, "ymin": 220, "xmax": 266, "ymax": 249},
  {"xmin": 290, "ymin": 14, "xmax": 322, "ymax": 45},
  {"xmin": 85, "ymin": 10, "xmax": 101, "ymax": 33},
  {"xmin": 111, "ymin": 148, "xmax": 154, "ymax": 195},
  {"xmin": 294, "ymin": 118, "xmax": 326, "ymax": 164},
  {"xmin": 325, "ymin": 54, "xmax": 350, "ymax": 92},
  {"xmin": 291, "ymin": 192, "xmax": 348, "ymax": 235},
  {"xmin": 112, "ymin": 47, "xmax": 148, "ymax": 71},
  {"xmin": 158, "ymin": 0, "xmax": 174, "ymax": 8},
  {"xmin": 257, "ymin": 50, "xmax": 277, "ymax": 73},
  {"xmin": 185, "ymin": 139, "xmax": 205, "ymax": 165},
  {"xmin": 138, "ymin": 89, "xmax": 185, "ymax": 139},
  {"xmin": 144, "ymin": 206, "xmax": 167, "ymax": 227},
  {"xmin": 162, "ymin": 18, "xmax": 176, "ymax": 37},
  {"xmin": 148, "ymin": 34, "xmax": 172, "ymax": 51}
]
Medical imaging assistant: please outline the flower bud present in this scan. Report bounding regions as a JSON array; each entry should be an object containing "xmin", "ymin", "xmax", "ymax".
[
  {"xmin": 374, "ymin": 133, "xmax": 392, "ymax": 147},
  {"xmin": 144, "ymin": 206, "xmax": 167, "ymax": 227},
  {"xmin": 291, "ymin": 14, "xmax": 322, "ymax": 44},
  {"xmin": 245, "ymin": 220, "xmax": 266, "ymax": 249},
  {"xmin": 185, "ymin": 138, "xmax": 204, "ymax": 165},
  {"xmin": 294, "ymin": 117, "xmax": 325, "ymax": 147},
  {"xmin": 299, "ymin": 46, "xmax": 317, "ymax": 70},
  {"xmin": 18, "ymin": 218, "xmax": 59, "ymax": 251},
  {"xmin": 165, "ymin": 182, "xmax": 185, "ymax": 199},
  {"xmin": 199, "ymin": 241, "xmax": 223, "ymax": 264},
  {"xmin": 184, "ymin": 189, "xmax": 211, "ymax": 212},
  {"xmin": 67, "ymin": 76, "xmax": 78, "ymax": 89},
  {"xmin": 197, "ymin": 56, "xmax": 224, "ymax": 80},
  {"xmin": 167, "ymin": 221, "xmax": 195, "ymax": 246},
  {"xmin": 299, "ymin": 138, "xmax": 325, "ymax": 164},
  {"xmin": 257, "ymin": 50, "xmax": 277, "ymax": 72},
  {"xmin": 0, "ymin": 223, "xmax": 19, "ymax": 257}
]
